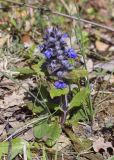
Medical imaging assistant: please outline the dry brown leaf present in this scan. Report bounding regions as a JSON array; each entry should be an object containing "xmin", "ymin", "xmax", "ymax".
[
  {"xmin": 21, "ymin": 129, "xmax": 35, "ymax": 141},
  {"xmin": 0, "ymin": 91, "xmax": 24, "ymax": 109},
  {"xmin": 90, "ymin": 0, "xmax": 107, "ymax": 9},
  {"xmin": 86, "ymin": 59, "xmax": 93, "ymax": 73},
  {"xmin": 93, "ymin": 137, "xmax": 113, "ymax": 152},
  {"xmin": 104, "ymin": 75, "xmax": 114, "ymax": 84},
  {"xmin": 52, "ymin": 134, "xmax": 71, "ymax": 151},
  {"xmin": 95, "ymin": 41, "xmax": 109, "ymax": 52},
  {"xmin": 21, "ymin": 35, "xmax": 33, "ymax": 48},
  {"xmin": 0, "ymin": 35, "xmax": 10, "ymax": 47},
  {"xmin": 0, "ymin": 124, "xmax": 5, "ymax": 136},
  {"xmin": 94, "ymin": 60, "xmax": 114, "ymax": 72}
]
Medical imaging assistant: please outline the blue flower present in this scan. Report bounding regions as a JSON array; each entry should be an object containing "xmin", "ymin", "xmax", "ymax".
[
  {"xmin": 62, "ymin": 33, "xmax": 68, "ymax": 38},
  {"xmin": 54, "ymin": 81, "xmax": 67, "ymax": 89},
  {"xmin": 48, "ymin": 37, "xmax": 56, "ymax": 43},
  {"xmin": 61, "ymin": 59, "xmax": 68, "ymax": 65},
  {"xmin": 50, "ymin": 60, "xmax": 57, "ymax": 68},
  {"xmin": 67, "ymin": 48, "xmax": 78, "ymax": 59},
  {"xmin": 56, "ymin": 71, "xmax": 64, "ymax": 77},
  {"xmin": 39, "ymin": 44, "xmax": 44, "ymax": 51},
  {"xmin": 44, "ymin": 48, "xmax": 53, "ymax": 58},
  {"xmin": 57, "ymin": 55, "xmax": 64, "ymax": 60},
  {"xmin": 61, "ymin": 59, "xmax": 74, "ymax": 70},
  {"xmin": 39, "ymin": 27, "xmax": 79, "ymax": 89},
  {"xmin": 60, "ymin": 33, "xmax": 68, "ymax": 42}
]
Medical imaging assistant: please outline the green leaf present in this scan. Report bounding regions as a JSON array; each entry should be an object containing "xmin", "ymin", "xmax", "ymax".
[
  {"xmin": 61, "ymin": 69, "xmax": 88, "ymax": 81},
  {"xmin": 69, "ymin": 87, "xmax": 90, "ymax": 109},
  {"xmin": 70, "ymin": 108, "xmax": 87, "ymax": 123},
  {"xmin": 11, "ymin": 18, "xmax": 17, "ymax": 28},
  {"xmin": 49, "ymin": 86, "xmax": 69, "ymax": 99},
  {"xmin": 32, "ymin": 59, "xmax": 45, "ymax": 76},
  {"xmin": 69, "ymin": 69, "xmax": 88, "ymax": 80},
  {"xmin": 0, "ymin": 141, "xmax": 8, "ymax": 159},
  {"xmin": 42, "ymin": 145, "xmax": 47, "ymax": 160},
  {"xmin": 33, "ymin": 120, "xmax": 61, "ymax": 147},
  {"xmin": 27, "ymin": 45, "xmax": 36, "ymax": 59},
  {"xmin": 0, "ymin": 138, "xmax": 31, "ymax": 160},
  {"xmin": 13, "ymin": 67, "xmax": 34, "ymax": 75},
  {"xmin": 27, "ymin": 102, "xmax": 44, "ymax": 114}
]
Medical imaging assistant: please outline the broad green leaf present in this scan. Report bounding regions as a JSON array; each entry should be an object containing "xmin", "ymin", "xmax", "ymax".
[
  {"xmin": 0, "ymin": 141, "xmax": 8, "ymax": 159},
  {"xmin": 69, "ymin": 69, "xmax": 88, "ymax": 80},
  {"xmin": 33, "ymin": 121, "xmax": 61, "ymax": 147},
  {"xmin": 13, "ymin": 67, "xmax": 34, "ymax": 75},
  {"xmin": 70, "ymin": 108, "xmax": 87, "ymax": 124},
  {"xmin": 0, "ymin": 138, "xmax": 31, "ymax": 160},
  {"xmin": 49, "ymin": 87, "xmax": 69, "ymax": 99},
  {"xmin": 27, "ymin": 102, "xmax": 44, "ymax": 114},
  {"xmin": 61, "ymin": 69, "xmax": 88, "ymax": 81},
  {"xmin": 69, "ymin": 87, "xmax": 90, "ymax": 109}
]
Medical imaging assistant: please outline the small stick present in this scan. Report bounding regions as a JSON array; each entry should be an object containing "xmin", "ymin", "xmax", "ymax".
[
  {"xmin": 23, "ymin": 144, "xmax": 27, "ymax": 160},
  {"xmin": 4, "ymin": 115, "xmax": 48, "ymax": 141},
  {"xmin": 2, "ymin": 0, "xmax": 114, "ymax": 32}
]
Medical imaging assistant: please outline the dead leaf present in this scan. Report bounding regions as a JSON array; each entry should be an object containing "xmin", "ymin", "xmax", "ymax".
[
  {"xmin": 86, "ymin": 59, "xmax": 93, "ymax": 72},
  {"xmin": 0, "ymin": 35, "xmax": 10, "ymax": 47},
  {"xmin": 90, "ymin": 0, "xmax": 107, "ymax": 9},
  {"xmin": 93, "ymin": 137, "xmax": 113, "ymax": 153},
  {"xmin": 0, "ymin": 124, "xmax": 5, "ymax": 136},
  {"xmin": 21, "ymin": 35, "xmax": 33, "ymax": 48},
  {"xmin": 104, "ymin": 74, "xmax": 114, "ymax": 84},
  {"xmin": 94, "ymin": 60, "xmax": 114, "ymax": 72},
  {"xmin": 95, "ymin": 41, "xmax": 109, "ymax": 52},
  {"xmin": 0, "ymin": 91, "xmax": 24, "ymax": 109},
  {"xmin": 52, "ymin": 134, "xmax": 71, "ymax": 151},
  {"xmin": 109, "ymin": 46, "xmax": 114, "ymax": 52},
  {"xmin": 21, "ymin": 129, "xmax": 35, "ymax": 141},
  {"xmin": 9, "ymin": 121, "xmax": 24, "ymax": 129}
]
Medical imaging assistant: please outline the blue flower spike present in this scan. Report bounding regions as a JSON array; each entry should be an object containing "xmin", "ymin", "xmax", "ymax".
[{"xmin": 39, "ymin": 27, "xmax": 78, "ymax": 89}]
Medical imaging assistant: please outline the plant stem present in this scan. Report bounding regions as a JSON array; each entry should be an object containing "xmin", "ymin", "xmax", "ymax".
[{"xmin": 2, "ymin": 0, "xmax": 114, "ymax": 32}]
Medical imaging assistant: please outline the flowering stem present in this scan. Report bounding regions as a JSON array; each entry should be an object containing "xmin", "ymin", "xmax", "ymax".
[
  {"xmin": 61, "ymin": 110, "xmax": 67, "ymax": 125},
  {"xmin": 60, "ymin": 94, "xmax": 68, "ymax": 125}
]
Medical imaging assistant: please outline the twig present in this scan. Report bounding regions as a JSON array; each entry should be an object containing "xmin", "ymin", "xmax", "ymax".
[
  {"xmin": 4, "ymin": 115, "xmax": 48, "ymax": 141},
  {"xmin": 2, "ymin": 0, "xmax": 114, "ymax": 32},
  {"xmin": 52, "ymin": 11, "xmax": 114, "ymax": 32},
  {"xmin": 23, "ymin": 144, "xmax": 27, "ymax": 160}
]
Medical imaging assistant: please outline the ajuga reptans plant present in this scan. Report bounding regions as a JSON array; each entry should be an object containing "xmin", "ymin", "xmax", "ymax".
[{"xmin": 39, "ymin": 27, "xmax": 78, "ymax": 89}]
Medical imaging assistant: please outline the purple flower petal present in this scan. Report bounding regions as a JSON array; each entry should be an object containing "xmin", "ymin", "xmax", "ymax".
[
  {"xmin": 56, "ymin": 71, "xmax": 64, "ymax": 77},
  {"xmin": 57, "ymin": 55, "xmax": 64, "ymax": 60},
  {"xmin": 44, "ymin": 48, "xmax": 53, "ymax": 58},
  {"xmin": 54, "ymin": 81, "xmax": 67, "ymax": 89},
  {"xmin": 67, "ymin": 48, "xmax": 78, "ymax": 59},
  {"xmin": 39, "ymin": 44, "xmax": 44, "ymax": 51}
]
